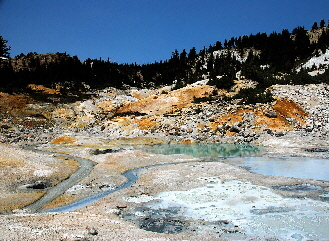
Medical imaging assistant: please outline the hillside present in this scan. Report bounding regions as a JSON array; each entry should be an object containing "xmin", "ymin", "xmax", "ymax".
[
  {"xmin": 0, "ymin": 78, "xmax": 328, "ymax": 149},
  {"xmin": 1, "ymin": 23, "xmax": 329, "ymax": 147},
  {"xmin": 1, "ymin": 24, "xmax": 329, "ymax": 94}
]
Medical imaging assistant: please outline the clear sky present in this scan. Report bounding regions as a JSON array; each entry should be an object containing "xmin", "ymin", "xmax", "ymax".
[{"xmin": 1, "ymin": 0, "xmax": 328, "ymax": 64}]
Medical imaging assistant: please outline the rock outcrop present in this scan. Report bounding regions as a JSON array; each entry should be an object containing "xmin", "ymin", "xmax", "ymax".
[{"xmin": 0, "ymin": 82, "xmax": 328, "ymax": 146}]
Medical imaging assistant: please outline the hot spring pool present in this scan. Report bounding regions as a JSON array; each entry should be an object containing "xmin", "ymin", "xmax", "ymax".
[
  {"xmin": 142, "ymin": 144, "xmax": 329, "ymax": 182},
  {"xmin": 132, "ymin": 144, "xmax": 329, "ymax": 240},
  {"xmin": 141, "ymin": 143, "xmax": 265, "ymax": 157}
]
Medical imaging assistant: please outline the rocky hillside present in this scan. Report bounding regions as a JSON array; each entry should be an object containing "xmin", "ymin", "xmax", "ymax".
[
  {"xmin": 1, "ymin": 78, "xmax": 328, "ymax": 147},
  {"xmin": 1, "ymin": 23, "xmax": 329, "ymax": 147}
]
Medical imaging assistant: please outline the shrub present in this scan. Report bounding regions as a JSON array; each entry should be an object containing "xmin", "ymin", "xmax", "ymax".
[{"xmin": 234, "ymin": 88, "xmax": 274, "ymax": 104}]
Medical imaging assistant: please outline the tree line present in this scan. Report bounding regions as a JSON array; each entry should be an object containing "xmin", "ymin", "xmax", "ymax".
[{"xmin": 1, "ymin": 20, "xmax": 329, "ymax": 99}]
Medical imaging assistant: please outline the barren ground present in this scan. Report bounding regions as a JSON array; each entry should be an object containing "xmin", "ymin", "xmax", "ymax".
[{"xmin": 1, "ymin": 135, "xmax": 329, "ymax": 240}]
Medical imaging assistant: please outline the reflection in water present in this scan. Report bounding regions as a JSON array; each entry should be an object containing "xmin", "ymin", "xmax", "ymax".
[{"xmin": 142, "ymin": 144, "xmax": 264, "ymax": 157}]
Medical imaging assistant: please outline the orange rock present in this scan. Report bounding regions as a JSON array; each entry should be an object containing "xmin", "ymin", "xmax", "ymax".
[
  {"xmin": 28, "ymin": 84, "xmax": 60, "ymax": 95},
  {"xmin": 50, "ymin": 136, "xmax": 77, "ymax": 144},
  {"xmin": 117, "ymin": 84, "xmax": 216, "ymax": 115},
  {"xmin": 273, "ymin": 99, "xmax": 308, "ymax": 124},
  {"xmin": 179, "ymin": 139, "xmax": 195, "ymax": 144},
  {"xmin": 134, "ymin": 117, "xmax": 157, "ymax": 130}
]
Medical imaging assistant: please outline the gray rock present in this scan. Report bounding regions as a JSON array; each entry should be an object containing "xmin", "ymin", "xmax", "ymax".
[
  {"xmin": 230, "ymin": 125, "xmax": 241, "ymax": 133},
  {"xmin": 275, "ymin": 131, "xmax": 285, "ymax": 137},
  {"xmin": 265, "ymin": 110, "xmax": 277, "ymax": 118},
  {"xmin": 23, "ymin": 180, "xmax": 49, "ymax": 190}
]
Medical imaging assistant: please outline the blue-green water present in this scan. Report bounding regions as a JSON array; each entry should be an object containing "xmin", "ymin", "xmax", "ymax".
[
  {"xmin": 141, "ymin": 144, "xmax": 264, "ymax": 157},
  {"xmin": 141, "ymin": 144, "xmax": 329, "ymax": 182}
]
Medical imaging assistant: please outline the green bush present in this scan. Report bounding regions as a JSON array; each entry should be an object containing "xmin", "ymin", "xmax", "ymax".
[
  {"xmin": 208, "ymin": 75, "xmax": 235, "ymax": 90},
  {"xmin": 234, "ymin": 88, "xmax": 274, "ymax": 104}
]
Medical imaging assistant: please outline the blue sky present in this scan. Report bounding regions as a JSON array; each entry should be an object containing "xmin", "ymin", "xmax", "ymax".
[{"xmin": 1, "ymin": 0, "xmax": 328, "ymax": 64}]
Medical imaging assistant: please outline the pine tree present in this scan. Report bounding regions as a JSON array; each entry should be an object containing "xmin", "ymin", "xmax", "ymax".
[
  {"xmin": 207, "ymin": 52, "xmax": 214, "ymax": 72},
  {"xmin": 170, "ymin": 49, "xmax": 180, "ymax": 65},
  {"xmin": 214, "ymin": 41, "xmax": 223, "ymax": 51},
  {"xmin": 318, "ymin": 29, "xmax": 329, "ymax": 52},
  {"xmin": 0, "ymin": 36, "xmax": 11, "ymax": 58},
  {"xmin": 224, "ymin": 39, "xmax": 228, "ymax": 48},
  {"xmin": 180, "ymin": 49, "xmax": 187, "ymax": 65},
  {"xmin": 188, "ymin": 47, "xmax": 197, "ymax": 62},
  {"xmin": 293, "ymin": 26, "xmax": 311, "ymax": 60}
]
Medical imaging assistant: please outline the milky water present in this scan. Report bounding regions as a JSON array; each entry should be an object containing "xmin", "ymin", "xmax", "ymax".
[
  {"xmin": 140, "ymin": 144, "xmax": 329, "ymax": 240},
  {"xmin": 224, "ymin": 156, "xmax": 329, "ymax": 182},
  {"xmin": 41, "ymin": 144, "xmax": 329, "ymax": 239},
  {"xmin": 152, "ymin": 178, "xmax": 329, "ymax": 240}
]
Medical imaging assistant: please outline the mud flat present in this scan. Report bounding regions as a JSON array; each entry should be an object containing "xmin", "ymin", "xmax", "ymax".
[{"xmin": 1, "ymin": 139, "xmax": 329, "ymax": 240}]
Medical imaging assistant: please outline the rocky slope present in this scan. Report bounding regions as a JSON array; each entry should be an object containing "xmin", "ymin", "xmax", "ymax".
[{"xmin": 0, "ymin": 81, "xmax": 328, "ymax": 149}]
